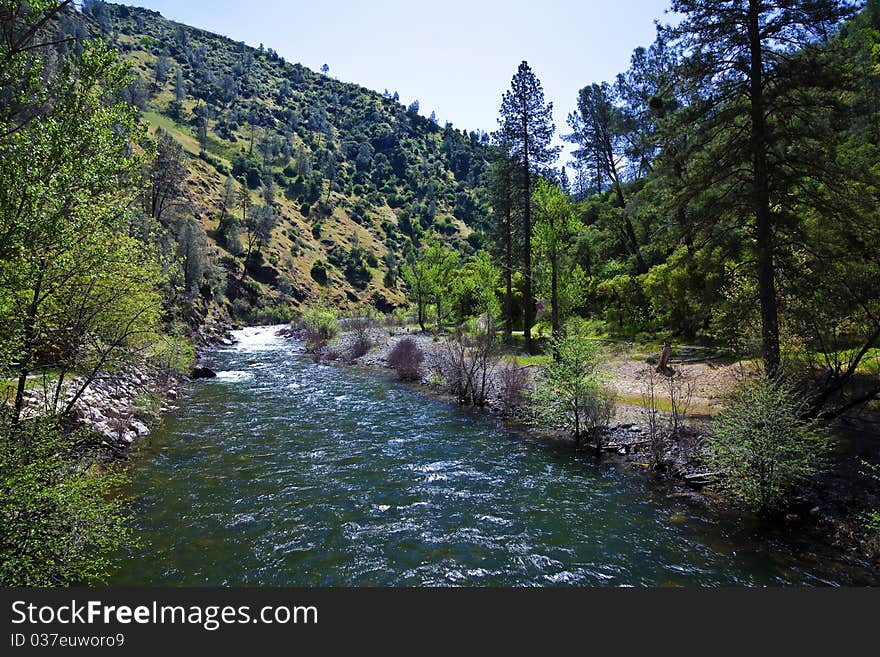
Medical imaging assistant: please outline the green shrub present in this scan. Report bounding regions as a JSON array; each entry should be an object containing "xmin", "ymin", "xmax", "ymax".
[
  {"xmin": 310, "ymin": 259, "xmax": 329, "ymax": 284},
  {"xmin": 0, "ymin": 412, "xmax": 133, "ymax": 586},
  {"xmin": 528, "ymin": 318, "xmax": 615, "ymax": 449},
  {"xmin": 300, "ymin": 304, "xmax": 338, "ymax": 353},
  {"xmin": 707, "ymin": 378, "xmax": 828, "ymax": 515},
  {"xmin": 150, "ymin": 331, "xmax": 196, "ymax": 374}
]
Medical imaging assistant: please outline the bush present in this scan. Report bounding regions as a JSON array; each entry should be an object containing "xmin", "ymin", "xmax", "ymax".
[
  {"xmin": 343, "ymin": 308, "xmax": 380, "ymax": 358},
  {"xmin": 299, "ymin": 305, "xmax": 338, "ymax": 354},
  {"xmin": 0, "ymin": 412, "xmax": 133, "ymax": 585},
  {"xmin": 388, "ymin": 337, "xmax": 424, "ymax": 381},
  {"xmin": 529, "ymin": 318, "xmax": 615, "ymax": 450},
  {"xmin": 497, "ymin": 361, "xmax": 530, "ymax": 417},
  {"xmin": 149, "ymin": 330, "xmax": 196, "ymax": 374},
  {"xmin": 310, "ymin": 259, "xmax": 329, "ymax": 285},
  {"xmin": 707, "ymin": 378, "xmax": 828, "ymax": 515},
  {"xmin": 434, "ymin": 327, "xmax": 498, "ymax": 406}
]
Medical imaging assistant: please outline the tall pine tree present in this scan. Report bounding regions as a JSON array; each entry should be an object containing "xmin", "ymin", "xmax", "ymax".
[
  {"xmin": 488, "ymin": 141, "xmax": 520, "ymax": 342},
  {"xmin": 497, "ymin": 61, "xmax": 559, "ymax": 352},
  {"xmin": 664, "ymin": 0, "xmax": 859, "ymax": 378}
]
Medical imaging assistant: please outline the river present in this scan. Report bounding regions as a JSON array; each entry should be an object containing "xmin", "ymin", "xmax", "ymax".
[{"xmin": 111, "ymin": 326, "xmax": 878, "ymax": 586}]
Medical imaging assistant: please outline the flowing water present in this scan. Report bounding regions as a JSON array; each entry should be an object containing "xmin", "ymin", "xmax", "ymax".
[{"xmin": 111, "ymin": 326, "xmax": 878, "ymax": 586}]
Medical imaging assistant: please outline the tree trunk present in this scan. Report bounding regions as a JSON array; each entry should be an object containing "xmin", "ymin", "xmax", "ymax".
[
  {"xmin": 13, "ymin": 272, "xmax": 42, "ymax": 423},
  {"xmin": 522, "ymin": 116, "xmax": 533, "ymax": 353},
  {"xmin": 550, "ymin": 245, "xmax": 560, "ymax": 360},
  {"xmin": 611, "ymin": 171, "xmax": 647, "ymax": 275},
  {"xmin": 748, "ymin": 0, "xmax": 782, "ymax": 379},
  {"xmin": 503, "ymin": 202, "xmax": 513, "ymax": 343}
]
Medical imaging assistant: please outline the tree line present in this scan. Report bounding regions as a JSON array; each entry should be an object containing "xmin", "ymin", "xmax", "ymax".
[{"xmin": 449, "ymin": 0, "xmax": 880, "ymax": 424}]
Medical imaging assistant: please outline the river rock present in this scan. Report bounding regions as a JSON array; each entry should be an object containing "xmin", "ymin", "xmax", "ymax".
[
  {"xmin": 130, "ymin": 419, "xmax": 150, "ymax": 437},
  {"xmin": 191, "ymin": 366, "xmax": 217, "ymax": 379}
]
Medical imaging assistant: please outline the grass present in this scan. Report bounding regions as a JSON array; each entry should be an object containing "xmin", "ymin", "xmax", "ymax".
[
  {"xmin": 0, "ymin": 369, "xmax": 63, "ymax": 401},
  {"xmin": 142, "ymin": 110, "xmax": 201, "ymax": 155},
  {"xmin": 615, "ymin": 391, "xmax": 715, "ymax": 416}
]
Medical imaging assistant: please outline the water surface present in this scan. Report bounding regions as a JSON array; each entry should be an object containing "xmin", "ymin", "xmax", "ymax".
[{"xmin": 112, "ymin": 326, "xmax": 878, "ymax": 586}]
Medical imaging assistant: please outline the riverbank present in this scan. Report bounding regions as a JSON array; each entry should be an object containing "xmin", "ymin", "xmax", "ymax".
[
  {"xmin": 304, "ymin": 323, "xmax": 880, "ymax": 573},
  {"xmin": 14, "ymin": 308, "xmax": 236, "ymax": 455}
]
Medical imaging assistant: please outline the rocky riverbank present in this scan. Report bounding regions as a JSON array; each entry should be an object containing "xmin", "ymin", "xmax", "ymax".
[{"xmin": 17, "ymin": 309, "xmax": 236, "ymax": 455}]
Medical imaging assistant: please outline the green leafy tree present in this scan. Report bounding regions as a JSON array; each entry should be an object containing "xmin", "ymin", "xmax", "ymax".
[
  {"xmin": 708, "ymin": 378, "xmax": 829, "ymax": 514},
  {"xmin": 402, "ymin": 257, "xmax": 428, "ymax": 332},
  {"xmin": 422, "ymin": 239, "xmax": 460, "ymax": 330},
  {"xmin": 0, "ymin": 412, "xmax": 134, "ymax": 586},
  {"xmin": 529, "ymin": 318, "xmax": 615, "ymax": 450},
  {"xmin": 0, "ymin": 41, "xmax": 154, "ymax": 422},
  {"xmin": 532, "ymin": 178, "xmax": 581, "ymax": 343}
]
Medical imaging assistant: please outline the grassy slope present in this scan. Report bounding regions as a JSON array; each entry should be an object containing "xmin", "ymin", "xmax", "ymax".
[{"xmin": 98, "ymin": 3, "xmax": 492, "ymax": 315}]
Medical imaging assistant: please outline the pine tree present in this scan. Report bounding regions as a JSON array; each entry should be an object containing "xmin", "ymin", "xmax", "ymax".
[
  {"xmin": 566, "ymin": 82, "xmax": 646, "ymax": 274},
  {"xmin": 497, "ymin": 61, "xmax": 559, "ymax": 352},
  {"xmin": 488, "ymin": 142, "xmax": 520, "ymax": 342},
  {"xmin": 664, "ymin": 0, "xmax": 859, "ymax": 378}
]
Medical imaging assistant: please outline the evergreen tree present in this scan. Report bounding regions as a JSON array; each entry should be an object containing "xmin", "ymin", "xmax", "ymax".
[
  {"xmin": 488, "ymin": 142, "xmax": 520, "ymax": 342},
  {"xmin": 566, "ymin": 82, "xmax": 646, "ymax": 274},
  {"xmin": 663, "ymin": 0, "xmax": 859, "ymax": 377},
  {"xmin": 496, "ymin": 61, "xmax": 559, "ymax": 352}
]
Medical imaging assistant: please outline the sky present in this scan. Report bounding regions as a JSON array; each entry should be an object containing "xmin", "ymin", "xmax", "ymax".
[{"xmin": 125, "ymin": 0, "xmax": 673, "ymax": 166}]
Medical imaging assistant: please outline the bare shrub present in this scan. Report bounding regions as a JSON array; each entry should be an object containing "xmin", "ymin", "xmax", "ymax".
[
  {"xmin": 388, "ymin": 338, "xmax": 424, "ymax": 381},
  {"xmin": 666, "ymin": 367, "xmax": 694, "ymax": 436},
  {"xmin": 434, "ymin": 326, "xmax": 499, "ymax": 406},
  {"xmin": 641, "ymin": 368, "xmax": 665, "ymax": 469},
  {"xmin": 345, "ymin": 309, "xmax": 379, "ymax": 359},
  {"xmin": 497, "ymin": 361, "xmax": 530, "ymax": 416}
]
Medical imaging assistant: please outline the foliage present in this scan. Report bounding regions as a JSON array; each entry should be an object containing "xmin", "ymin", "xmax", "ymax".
[
  {"xmin": 149, "ymin": 328, "xmax": 196, "ymax": 374},
  {"xmin": 528, "ymin": 318, "xmax": 615, "ymax": 448},
  {"xmin": 532, "ymin": 177, "xmax": 582, "ymax": 338},
  {"xmin": 707, "ymin": 378, "xmax": 829, "ymax": 514},
  {"xmin": 299, "ymin": 304, "xmax": 339, "ymax": 353},
  {"xmin": 310, "ymin": 259, "xmax": 330, "ymax": 285},
  {"xmin": 495, "ymin": 60, "xmax": 560, "ymax": 352},
  {"xmin": 0, "ymin": 411, "xmax": 133, "ymax": 586},
  {"xmin": 0, "ymin": 34, "xmax": 166, "ymax": 421}
]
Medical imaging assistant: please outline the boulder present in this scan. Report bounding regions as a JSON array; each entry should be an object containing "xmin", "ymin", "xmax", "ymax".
[
  {"xmin": 130, "ymin": 419, "xmax": 150, "ymax": 437},
  {"xmin": 191, "ymin": 366, "xmax": 217, "ymax": 379}
]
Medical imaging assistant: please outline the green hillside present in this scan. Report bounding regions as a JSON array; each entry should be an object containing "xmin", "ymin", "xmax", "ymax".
[{"xmin": 77, "ymin": 1, "xmax": 492, "ymax": 318}]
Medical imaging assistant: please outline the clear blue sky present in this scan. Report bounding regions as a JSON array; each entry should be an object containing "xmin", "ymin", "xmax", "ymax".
[{"xmin": 125, "ymin": 0, "xmax": 672, "ymax": 165}]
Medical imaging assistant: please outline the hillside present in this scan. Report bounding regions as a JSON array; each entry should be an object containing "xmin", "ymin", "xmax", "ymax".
[{"xmin": 75, "ymin": 1, "xmax": 493, "ymax": 318}]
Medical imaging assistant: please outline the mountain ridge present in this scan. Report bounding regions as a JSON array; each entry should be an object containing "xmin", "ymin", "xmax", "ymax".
[{"xmin": 75, "ymin": 1, "xmax": 494, "ymax": 319}]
